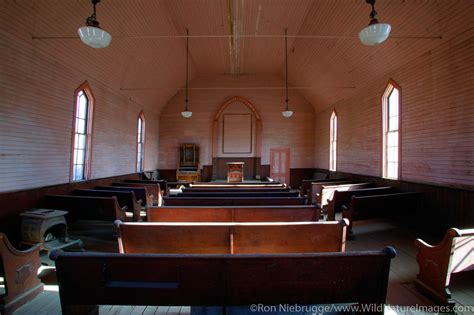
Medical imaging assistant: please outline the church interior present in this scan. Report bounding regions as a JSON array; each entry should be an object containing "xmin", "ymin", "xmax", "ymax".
[{"xmin": 1, "ymin": 0, "xmax": 473, "ymax": 314}]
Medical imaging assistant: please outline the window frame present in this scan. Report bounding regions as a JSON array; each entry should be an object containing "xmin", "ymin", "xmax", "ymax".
[
  {"xmin": 382, "ymin": 79, "xmax": 401, "ymax": 180},
  {"xmin": 329, "ymin": 110, "xmax": 338, "ymax": 172},
  {"xmin": 70, "ymin": 82, "xmax": 94, "ymax": 182},
  {"xmin": 136, "ymin": 111, "xmax": 146, "ymax": 173}
]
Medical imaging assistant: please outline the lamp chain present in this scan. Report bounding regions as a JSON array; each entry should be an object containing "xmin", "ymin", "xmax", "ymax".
[
  {"xmin": 185, "ymin": 28, "xmax": 189, "ymax": 111},
  {"xmin": 285, "ymin": 28, "xmax": 289, "ymax": 111}
]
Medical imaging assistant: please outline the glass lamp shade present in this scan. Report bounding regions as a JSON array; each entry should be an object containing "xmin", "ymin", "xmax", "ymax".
[
  {"xmin": 358, "ymin": 23, "xmax": 391, "ymax": 46},
  {"xmin": 181, "ymin": 111, "xmax": 193, "ymax": 118},
  {"xmin": 78, "ymin": 26, "xmax": 112, "ymax": 48},
  {"xmin": 282, "ymin": 110, "xmax": 293, "ymax": 118}
]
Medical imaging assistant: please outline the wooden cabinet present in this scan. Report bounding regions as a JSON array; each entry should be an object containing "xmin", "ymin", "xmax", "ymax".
[{"xmin": 176, "ymin": 144, "xmax": 201, "ymax": 182}]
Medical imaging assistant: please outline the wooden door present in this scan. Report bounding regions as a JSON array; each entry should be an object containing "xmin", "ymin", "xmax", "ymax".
[{"xmin": 270, "ymin": 148, "xmax": 290, "ymax": 185}]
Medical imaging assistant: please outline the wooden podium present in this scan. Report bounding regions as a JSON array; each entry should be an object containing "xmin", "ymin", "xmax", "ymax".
[{"xmin": 227, "ymin": 162, "xmax": 244, "ymax": 183}]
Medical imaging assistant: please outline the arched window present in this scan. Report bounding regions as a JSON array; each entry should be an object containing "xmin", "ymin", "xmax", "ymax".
[
  {"xmin": 136, "ymin": 112, "xmax": 146, "ymax": 173},
  {"xmin": 71, "ymin": 82, "xmax": 94, "ymax": 181},
  {"xmin": 382, "ymin": 80, "xmax": 401, "ymax": 179},
  {"xmin": 329, "ymin": 110, "xmax": 337, "ymax": 171}
]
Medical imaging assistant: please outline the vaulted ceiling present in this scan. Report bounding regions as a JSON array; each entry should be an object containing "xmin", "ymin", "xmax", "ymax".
[{"xmin": 9, "ymin": 0, "xmax": 473, "ymax": 113}]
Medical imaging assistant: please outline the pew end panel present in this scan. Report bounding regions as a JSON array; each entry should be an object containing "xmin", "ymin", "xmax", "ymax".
[
  {"xmin": 0, "ymin": 233, "xmax": 44, "ymax": 315},
  {"xmin": 51, "ymin": 247, "xmax": 396, "ymax": 313},
  {"xmin": 414, "ymin": 228, "xmax": 474, "ymax": 306}
]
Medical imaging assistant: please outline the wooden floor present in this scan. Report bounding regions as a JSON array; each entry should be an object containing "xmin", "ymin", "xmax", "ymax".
[{"xmin": 12, "ymin": 219, "xmax": 474, "ymax": 315}]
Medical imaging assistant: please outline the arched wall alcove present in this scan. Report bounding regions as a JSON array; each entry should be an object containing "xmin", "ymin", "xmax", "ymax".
[{"xmin": 211, "ymin": 96, "xmax": 262, "ymax": 180}]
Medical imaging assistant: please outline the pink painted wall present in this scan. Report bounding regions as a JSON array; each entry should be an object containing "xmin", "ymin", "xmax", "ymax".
[
  {"xmin": 1, "ymin": 32, "xmax": 160, "ymax": 193},
  {"xmin": 314, "ymin": 32, "xmax": 474, "ymax": 189},
  {"xmin": 159, "ymin": 75, "xmax": 315, "ymax": 169}
]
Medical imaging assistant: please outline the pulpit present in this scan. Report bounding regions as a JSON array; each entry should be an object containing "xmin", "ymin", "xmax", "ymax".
[
  {"xmin": 227, "ymin": 162, "xmax": 244, "ymax": 183},
  {"xmin": 176, "ymin": 144, "xmax": 201, "ymax": 182}
]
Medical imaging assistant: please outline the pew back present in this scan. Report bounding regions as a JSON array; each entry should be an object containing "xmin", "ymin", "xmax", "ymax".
[
  {"xmin": 320, "ymin": 183, "xmax": 373, "ymax": 206},
  {"xmin": 44, "ymin": 195, "xmax": 126, "ymax": 222},
  {"xmin": 94, "ymin": 186, "xmax": 149, "ymax": 207},
  {"xmin": 163, "ymin": 196, "xmax": 306, "ymax": 206},
  {"xmin": 116, "ymin": 220, "xmax": 348, "ymax": 254},
  {"xmin": 173, "ymin": 191, "xmax": 300, "ymax": 198},
  {"xmin": 147, "ymin": 206, "xmax": 320, "ymax": 223},
  {"xmin": 326, "ymin": 187, "xmax": 395, "ymax": 221},
  {"xmin": 112, "ymin": 183, "xmax": 160, "ymax": 206},
  {"xmin": 72, "ymin": 189, "xmax": 140, "ymax": 221},
  {"xmin": 52, "ymin": 247, "xmax": 395, "ymax": 313}
]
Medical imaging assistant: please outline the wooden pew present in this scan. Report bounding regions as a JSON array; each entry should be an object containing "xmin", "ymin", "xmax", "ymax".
[
  {"xmin": 311, "ymin": 182, "xmax": 371, "ymax": 205},
  {"xmin": 342, "ymin": 192, "xmax": 422, "ymax": 238},
  {"xmin": 307, "ymin": 180, "xmax": 353, "ymax": 204},
  {"xmin": 44, "ymin": 195, "xmax": 127, "ymax": 223},
  {"xmin": 52, "ymin": 247, "xmax": 396, "ymax": 314},
  {"xmin": 183, "ymin": 187, "xmax": 291, "ymax": 193},
  {"xmin": 326, "ymin": 187, "xmax": 395, "ymax": 221},
  {"xmin": 0, "ymin": 233, "xmax": 43, "ymax": 315},
  {"xmin": 162, "ymin": 196, "xmax": 307, "ymax": 206},
  {"xmin": 115, "ymin": 220, "xmax": 348, "ymax": 254},
  {"xmin": 415, "ymin": 228, "xmax": 474, "ymax": 306},
  {"xmin": 319, "ymin": 182, "xmax": 373, "ymax": 207},
  {"xmin": 124, "ymin": 179, "xmax": 166, "ymax": 191},
  {"xmin": 299, "ymin": 177, "xmax": 348, "ymax": 198},
  {"xmin": 72, "ymin": 189, "xmax": 141, "ymax": 221},
  {"xmin": 94, "ymin": 186, "xmax": 150, "ymax": 208},
  {"xmin": 111, "ymin": 183, "xmax": 160, "ymax": 206},
  {"xmin": 147, "ymin": 206, "xmax": 320, "ymax": 223},
  {"xmin": 190, "ymin": 182, "xmax": 286, "ymax": 187},
  {"xmin": 173, "ymin": 190, "xmax": 300, "ymax": 198}
]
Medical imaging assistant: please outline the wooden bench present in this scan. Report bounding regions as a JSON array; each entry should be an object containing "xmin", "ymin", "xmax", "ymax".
[
  {"xmin": 326, "ymin": 187, "xmax": 395, "ymax": 221},
  {"xmin": 299, "ymin": 178, "xmax": 348, "ymax": 199},
  {"xmin": 183, "ymin": 187, "xmax": 291, "ymax": 193},
  {"xmin": 173, "ymin": 190, "xmax": 300, "ymax": 198},
  {"xmin": 51, "ymin": 247, "xmax": 395, "ymax": 314},
  {"xmin": 124, "ymin": 179, "xmax": 166, "ymax": 191},
  {"xmin": 72, "ymin": 189, "xmax": 141, "ymax": 221},
  {"xmin": 44, "ymin": 195, "xmax": 128, "ymax": 223},
  {"xmin": 111, "ymin": 183, "xmax": 161, "ymax": 206},
  {"xmin": 190, "ymin": 182, "xmax": 286, "ymax": 188},
  {"xmin": 342, "ymin": 192, "xmax": 422, "ymax": 238},
  {"xmin": 147, "ymin": 206, "xmax": 320, "ymax": 223},
  {"xmin": 0, "ymin": 233, "xmax": 43, "ymax": 315},
  {"xmin": 94, "ymin": 186, "xmax": 150, "ymax": 208},
  {"xmin": 308, "ymin": 180, "xmax": 354, "ymax": 204},
  {"xmin": 163, "ymin": 196, "xmax": 307, "ymax": 206},
  {"xmin": 319, "ymin": 182, "xmax": 373, "ymax": 207},
  {"xmin": 115, "ymin": 220, "xmax": 348, "ymax": 254},
  {"xmin": 415, "ymin": 228, "xmax": 474, "ymax": 306}
]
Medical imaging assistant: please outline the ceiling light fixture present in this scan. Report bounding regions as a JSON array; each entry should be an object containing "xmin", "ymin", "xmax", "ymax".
[
  {"xmin": 78, "ymin": 0, "xmax": 112, "ymax": 48},
  {"xmin": 359, "ymin": 0, "xmax": 391, "ymax": 46},
  {"xmin": 282, "ymin": 28, "xmax": 293, "ymax": 118},
  {"xmin": 181, "ymin": 28, "xmax": 192, "ymax": 118}
]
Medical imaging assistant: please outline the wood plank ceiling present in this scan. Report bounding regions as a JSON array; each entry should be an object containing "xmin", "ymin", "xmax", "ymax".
[{"xmin": 10, "ymin": 0, "xmax": 473, "ymax": 113}]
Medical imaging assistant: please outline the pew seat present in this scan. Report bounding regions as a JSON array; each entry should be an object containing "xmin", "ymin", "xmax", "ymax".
[
  {"xmin": 147, "ymin": 206, "xmax": 320, "ymax": 223},
  {"xmin": 415, "ymin": 228, "xmax": 474, "ymax": 306},
  {"xmin": 0, "ymin": 233, "xmax": 43, "ymax": 315},
  {"xmin": 115, "ymin": 220, "xmax": 348, "ymax": 254},
  {"xmin": 51, "ymin": 247, "xmax": 396, "ymax": 314}
]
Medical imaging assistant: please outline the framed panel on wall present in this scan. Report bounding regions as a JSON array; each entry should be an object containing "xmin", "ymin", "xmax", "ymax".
[{"xmin": 222, "ymin": 114, "xmax": 253, "ymax": 154}]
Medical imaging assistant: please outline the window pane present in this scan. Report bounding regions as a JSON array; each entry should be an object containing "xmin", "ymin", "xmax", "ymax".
[
  {"xmin": 387, "ymin": 147, "xmax": 398, "ymax": 163},
  {"xmin": 75, "ymin": 149, "xmax": 85, "ymax": 165},
  {"xmin": 77, "ymin": 93, "xmax": 88, "ymax": 119},
  {"xmin": 388, "ymin": 116, "xmax": 398, "ymax": 131},
  {"xmin": 388, "ymin": 89, "xmax": 399, "ymax": 117},
  {"xmin": 387, "ymin": 132, "xmax": 398, "ymax": 147},
  {"xmin": 74, "ymin": 165, "xmax": 84, "ymax": 181},
  {"xmin": 76, "ymin": 118, "xmax": 86, "ymax": 134},
  {"xmin": 387, "ymin": 162, "xmax": 398, "ymax": 179},
  {"xmin": 75, "ymin": 134, "xmax": 86, "ymax": 150}
]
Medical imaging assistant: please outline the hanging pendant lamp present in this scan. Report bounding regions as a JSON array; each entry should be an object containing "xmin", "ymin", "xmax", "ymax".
[
  {"xmin": 78, "ymin": 0, "xmax": 112, "ymax": 48},
  {"xmin": 359, "ymin": 0, "xmax": 391, "ymax": 46},
  {"xmin": 282, "ymin": 28, "xmax": 293, "ymax": 118},
  {"xmin": 181, "ymin": 28, "xmax": 192, "ymax": 118}
]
